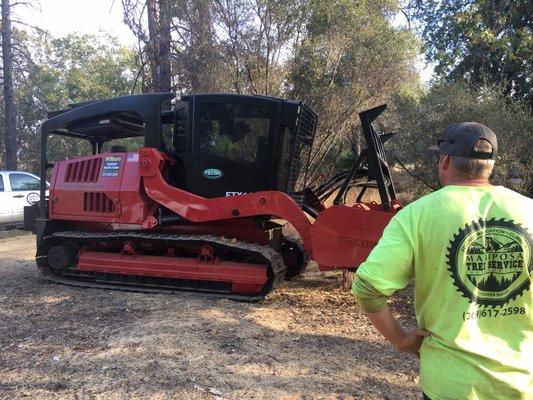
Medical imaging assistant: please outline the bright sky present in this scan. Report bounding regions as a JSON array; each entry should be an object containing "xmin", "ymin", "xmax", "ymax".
[
  {"xmin": 17, "ymin": 0, "xmax": 138, "ymax": 46},
  {"xmin": 17, "ymin": 0, "xmax": 433, "ymax": 83}
]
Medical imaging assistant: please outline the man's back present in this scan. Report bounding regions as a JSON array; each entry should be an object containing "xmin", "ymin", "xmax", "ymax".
[{"xmin": 355, "ymin": 185, "xmax": 532, "ymax": 399}]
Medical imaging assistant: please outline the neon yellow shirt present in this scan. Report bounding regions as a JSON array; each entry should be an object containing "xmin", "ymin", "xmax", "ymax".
[{"xmin": 353, "ymin": 185, "xmax": 533, "ymax": 400}]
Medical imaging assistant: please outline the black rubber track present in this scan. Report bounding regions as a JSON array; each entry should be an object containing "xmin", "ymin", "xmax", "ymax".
[{"xmin": 36, "ymin": 231, "xmax": 288, "ymax": 302}]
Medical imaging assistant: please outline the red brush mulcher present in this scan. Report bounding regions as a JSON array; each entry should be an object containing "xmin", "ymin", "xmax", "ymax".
[{"xmin": 26, "ymin": 93, "xmax": 400, "ymax": 300}]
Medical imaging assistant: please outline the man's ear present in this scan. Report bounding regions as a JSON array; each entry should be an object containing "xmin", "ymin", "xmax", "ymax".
[{"xmin": 441, "ymin": 153, "xmax": 451, "ymax": 169}]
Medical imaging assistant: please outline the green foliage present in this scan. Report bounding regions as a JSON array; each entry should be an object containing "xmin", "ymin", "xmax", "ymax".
[
  {"xmin": 108, "ymin": 0, "xmax": 421, "ymax": 182},
  {"xmin": 31, "ymin": 33, "xmax": 139, "ymax": 106},
  {"xmin": 337, "ymin": 148, "xmax": 357, "ymax": 171},
  {"xmin": 389, "ymin": 81, "xmax": 532, "ymax": 198},
  {"xmin": 413, "ymin": 0, "xmax": 532, "ymax": 102},
  {"xmin": 13, "ymin": 33, "xmax": 140, "ymax": 173},
  {"xmin": 3, "ymin": 1, "xmax": 422, "ymax": 176},
  {"xmin": 289, "ymin": 0, "xmax": 419, "ymax": 180}
]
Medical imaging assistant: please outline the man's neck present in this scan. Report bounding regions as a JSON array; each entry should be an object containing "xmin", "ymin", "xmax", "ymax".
[{"xmin": 445, "ymin": 176, "xmax": 492, "ymax": 186}]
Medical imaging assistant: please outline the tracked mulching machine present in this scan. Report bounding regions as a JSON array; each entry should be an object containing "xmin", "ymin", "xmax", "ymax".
[{"xmin": 28, "ymin": 93, "xmax": 399, "ymax": 300}]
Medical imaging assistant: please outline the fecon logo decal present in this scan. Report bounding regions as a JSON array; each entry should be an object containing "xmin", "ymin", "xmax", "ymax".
[
  {"xmin": 339, "ymin": 235, "xmax": 377, "ymax": 249},
  {"xmin": 203, "ymin": 168, "xmax": 223, "ymax": 179}
]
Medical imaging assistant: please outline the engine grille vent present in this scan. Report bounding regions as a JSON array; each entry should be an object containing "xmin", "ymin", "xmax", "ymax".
[
  {"xmin": 83, "ymin": 192, "xmax": 115, "ymax": 213},
  {"xmin": 65, "ymin": 158, "xmax": 102, "ymax": 183}
]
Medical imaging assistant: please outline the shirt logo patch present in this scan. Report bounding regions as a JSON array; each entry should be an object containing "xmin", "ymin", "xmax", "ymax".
[{"xmin": 447, "ymin": 218, "xmax": 531, "ymax": 307}]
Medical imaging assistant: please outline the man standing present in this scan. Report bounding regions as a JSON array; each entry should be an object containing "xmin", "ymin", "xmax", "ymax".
[{"xmin": 352, "ymin": 122, "xmax": 532, "ymax": 399}]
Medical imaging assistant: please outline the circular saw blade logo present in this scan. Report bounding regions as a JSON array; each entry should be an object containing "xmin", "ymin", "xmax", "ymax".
[{"xmin": 447, "ymin": 219, "xmax": 531, "ymax": 307}]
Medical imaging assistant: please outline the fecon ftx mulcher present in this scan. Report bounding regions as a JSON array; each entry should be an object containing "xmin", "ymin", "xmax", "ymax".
[{"xmin": 29, "ymin": 93, "xmax": 400, "ymax": 300}]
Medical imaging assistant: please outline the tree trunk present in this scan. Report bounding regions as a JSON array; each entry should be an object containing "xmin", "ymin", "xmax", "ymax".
[
  {"xmin": 1, "ymin": 0, "xmax": 18, "ymax": 170},
  {"xmin": 189, "ymin": 0, "xmax": 217, "ymax": 93},
  {"xmin": 158, "ymin": 0, "xmax": 171, "ymax": 94},
  {"xmin": 147, "ymin": 0, "xmax": 161, "ymax": 92}
]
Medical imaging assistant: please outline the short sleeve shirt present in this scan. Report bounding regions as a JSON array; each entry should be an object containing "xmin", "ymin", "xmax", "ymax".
[{"xmin": 356, "ymin": 185, "xmax": 533, "ymax": 400}]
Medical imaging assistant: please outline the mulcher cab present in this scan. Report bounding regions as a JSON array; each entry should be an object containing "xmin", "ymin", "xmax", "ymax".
[{"xmin": 32, "ymin": 93, "xmax": 399, "ymax": 299}]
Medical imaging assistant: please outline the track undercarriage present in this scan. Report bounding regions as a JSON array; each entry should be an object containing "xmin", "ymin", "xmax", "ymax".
[{"xmin": 37, "ymin": 231, "xmax": 308, "ymax": 300}]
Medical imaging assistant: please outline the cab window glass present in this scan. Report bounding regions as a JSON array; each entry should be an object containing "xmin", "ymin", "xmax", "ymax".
[
  {"xmin": 199, "ymin": 103, "xmax": 272, "ymax": 167},
  {"xmin": 9, "ymin": 173, "xmax": 40, "ymax": 191},
  {"xmin": 47, "ymin": 135, "xmax": 92, "ymax": 162},
  {"xmin": 173, "ymin": 106, "xmax": 188, "ymax": 152},
  {"xmin": 161, "ymin": 123, "xmax": 173, "ymax": 150},
  {"xmin": 156, "ymin": 110, "xmax": 176, "ymax": 152},
  {"xmin": 0, "ymin": 175, "xmax": 4, "ymax": 191},
  {"xmin": 101, "ymin": 137, "xmax": 144, "ymax": 152}
]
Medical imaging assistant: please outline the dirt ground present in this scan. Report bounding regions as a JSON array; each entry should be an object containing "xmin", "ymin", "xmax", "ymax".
[{"xmin": 0, "ymin": 232, "xmax": 420, "ymax": 400}]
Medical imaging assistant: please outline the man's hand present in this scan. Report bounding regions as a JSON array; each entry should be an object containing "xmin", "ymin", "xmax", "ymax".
[{"xmin": 393, "ymin": 328, "xmax": 431, "ymax": 356}]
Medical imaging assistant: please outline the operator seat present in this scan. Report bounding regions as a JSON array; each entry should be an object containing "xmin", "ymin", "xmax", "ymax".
[{"xmin": 110, "ymin": 145, "xmax": 127, "ymax": 153}]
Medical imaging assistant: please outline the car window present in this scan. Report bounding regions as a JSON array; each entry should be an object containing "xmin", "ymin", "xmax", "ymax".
[
  {"xmin": 0, "ymin": 175, "xmax": 3, "ymax": 192},
  {"xmin": 9, "ymin": 173, "xmax": 40, "ymax": 191}
]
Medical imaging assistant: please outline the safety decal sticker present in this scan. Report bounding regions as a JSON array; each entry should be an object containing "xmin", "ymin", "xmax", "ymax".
[
  {"xmin": 102, "ymin": 156, "xmax": 122, "ymax": 177},
  {"xmin": 447, "ymin": 218, "xmax": 532, "ymax": 307}
]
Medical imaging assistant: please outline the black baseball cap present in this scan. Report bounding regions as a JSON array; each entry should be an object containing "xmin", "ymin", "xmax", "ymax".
[{"xmin": 429, "ymin": 122, "xmax": 498, "ymax": 159}]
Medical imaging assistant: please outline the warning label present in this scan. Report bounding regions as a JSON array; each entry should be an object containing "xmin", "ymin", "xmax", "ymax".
[{"xmin": 102, "ymin": 156, "xmax": 121, "ymax": 177}]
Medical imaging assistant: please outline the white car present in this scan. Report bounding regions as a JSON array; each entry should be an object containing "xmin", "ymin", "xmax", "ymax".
[{"xmin": 0, "ymin": 171, "xmax": 46, "ymax": 225}]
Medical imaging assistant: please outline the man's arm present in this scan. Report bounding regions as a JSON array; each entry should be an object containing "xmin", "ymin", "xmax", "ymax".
[
  {"xmin": 365, "ymin": 306, "xmax": 430, "ymax": 356},
  {"xmin": 350, "ymin": 210, "xmax": 431, "ymax": 354},
  {"xmin": 352, "ymin": 276, "xmax": 430, "ymax": 356}
]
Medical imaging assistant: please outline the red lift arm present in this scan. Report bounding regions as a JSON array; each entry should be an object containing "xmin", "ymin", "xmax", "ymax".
[{"xmin": 139, "ymin": 147, "xmax": 399, "ymax": 271}]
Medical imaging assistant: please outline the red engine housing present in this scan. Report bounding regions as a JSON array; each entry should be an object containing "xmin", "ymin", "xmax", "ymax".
[{"xmin": 50, "ymin": 152, "xmax": 156, "ymax": 227}]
